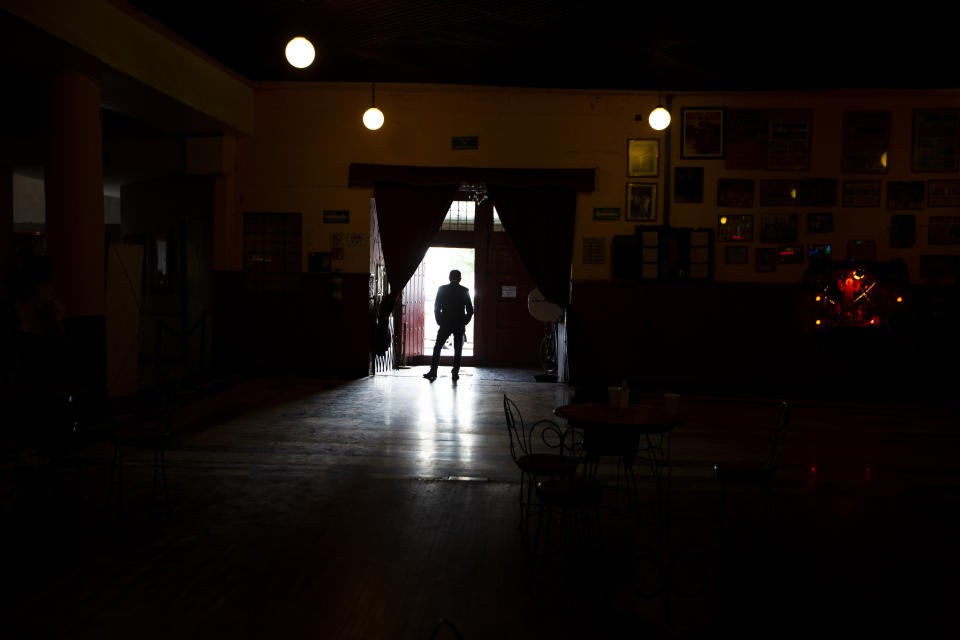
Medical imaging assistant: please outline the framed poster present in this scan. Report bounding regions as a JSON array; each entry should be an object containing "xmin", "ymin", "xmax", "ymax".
[
  {"xmin": 627, "ymin": 138, "xmax": 659, "ymax": 177},
  {"xmin": 843, "ymin": 180, "xmax": 882, "ymax": 207},
  {"xmin": 890, "ymin": 215, "xmax": 916, "ymax": 248},
  {"xmin": 725, "ymin": 108, "xmax": 768, "ymax": 170},
  {"xmin": 777, "ymin": 245, "xmax": 804, "ymax": 264},
  {"xmin": 674, "ymin": 167, "xmax": 704, "ymax": 203},
  {"xmin": 929, "ymin": 216, "xmax": 960, "ymax": 244},
  {"xmin": 807, "ymin": 244, "xmax": 832, "ymax": 262},
  {"xmin": 842, "ymin": 111, "xmax": 891, "ymax": 173},
  {"xmin": 807, "ymin": 212, "xmax": 833, "ymax": 233},
  {"xmin": 758, "ymin": 179, "xmax": 798, "ymax": 206},
  {"xmin": 717, "ymin": 178, "xmax": 755, "ymax": 207},
  {"xmin": 912, "ymin": 109, "xmax": 960, "ymax": 172},
  {"xmin": 724, "ymin": 245, "xmax": 749, "ymax": 265},
  {"xmin": 767, "ymin": 109, "xmax": 812, "ymax": 171},
  {"xmin": 887, "ymin": 181, "xmax": 925, "ymax": 210},
  {"xmin": 798, "ymin": 179, "xmax": 837, "ymax": 207},
  {"xmin": 756, "ymin": 248, "xmax": 777, "ymax": 272},
  {"xmin": 760, "ymin": 213, "xmax": 799, "ymax": 243},
  {"xmin": 928, "ymin": 180, "xmax": 960, "ymax": 207},
  {"xmin": 626, "ymin": 183, "xmax": 657, "ymax": 221},
  {"xmin": 717, "ymin": 214, "xmax": 753, "ymax": 241},
  {"xmin": 681, "ymin": 107, "xmax": 725, "ymax": 158}
]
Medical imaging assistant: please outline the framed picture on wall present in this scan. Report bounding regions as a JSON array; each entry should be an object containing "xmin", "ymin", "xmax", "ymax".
[
  {"xmin": 681, "ymin": 107, "xmax": 725, "ymax": 158},
  {"xmin": 912, "ymin": 109, "xmax": 960, "ymax": 172},
  {"xmin": 798, "ymin": 179, "xmax": 837, "ymax": 207},
  {"xmin": 890, "ymin": 215, "xmax": 916, "ymax": 248},
  {"xmin": 929, "ymin": 216, "xmax": 960, "ymax": 244},
  {"xmin": 843, "ymin": 180, "xmax": 882, "ymax": 207},
  {"xmin": 777, "ymin": 245, "xmax": 804, "ymax": 264},
  {"xmin": 760, "ymin": 213, "xmax": 799, "ymax": 243},
  {"xmin": 724, "ymin": 245, "xmax": 749, "ymax": 265},
  {"xmin": 807, "ymin": 212, "xmax": 833, "ymax": 233},
  {"xmin": 758, "ymin": 179, "xmax": 798, "ymax": 206},
  {"xmin": 756, "ymin": 248, "xmax": 777, "ymax": 272},
  {"xmin": 842, "ymin": 111, "xmax": 891, "ymax": 173},
  {"xmin": 928, "ymin": 180, "xmax": 960, "ymax": 207},
  {"xmin": 627, "ymin": 138, "xmax": 659, "ymax": 177},
  {"xmin": 887, "ymin": 181, "xmax": 925, "ymax": 210},
  {"xmin": 674, "ymin": 167, "xmax": 704, "ymax": 203},
  {"xmin": 717, "ymin": 178, "xmax": 755, "ymax": 207},
  {"xmin": 807, "ymin": 244, "xmax": 832, "ymax": 262},
  {"xmin": 626, "ymin": 183, "xmax": 658, "ymax": 221},
  {"xmin": 717, "ymin": 214, "xmax": 753, "ymax": 241}
]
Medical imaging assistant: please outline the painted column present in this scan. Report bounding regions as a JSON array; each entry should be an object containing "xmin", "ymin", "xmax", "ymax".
[{"xmin": 44, "ymin": 70, "xmax": 105, "ymax": 391}]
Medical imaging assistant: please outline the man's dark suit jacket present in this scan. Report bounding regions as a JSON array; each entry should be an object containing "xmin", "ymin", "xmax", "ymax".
[{"xmin": 434, "ymin": 282, "xmax": 474, "ymax": 329}]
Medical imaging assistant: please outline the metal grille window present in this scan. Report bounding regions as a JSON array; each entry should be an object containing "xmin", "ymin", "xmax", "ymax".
[
  {"xmin": 244, "ymin": 212, "xmax": 302, "ymax": 292},
  {"xmin": 441, "ymin": 200, "xmax": 475, "ymax": 231}
]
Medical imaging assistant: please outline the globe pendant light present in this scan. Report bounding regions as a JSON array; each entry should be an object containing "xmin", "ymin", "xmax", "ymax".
[
  {"xmin": 363, "ymin": 82, "xmax": 384, "ymax": 131},
  {"xmin": 285, "ymin": 37, "xmax": 315, "ymax": 68},
  {"xmin": 648, "ymin": 90, "xmax": 671, "ymax": 131}
]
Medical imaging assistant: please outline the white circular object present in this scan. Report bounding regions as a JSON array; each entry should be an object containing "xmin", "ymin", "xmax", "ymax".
[
  {"xmin": 648, "ymin": 106, "xmax": 671, "ymax": 130},
  {"xmin": 528, "ymin": 288, "xmax": 562, "ymax": 322},
  {"xmin": 363, "ymin": 106, "xmax": 384, "ymax": 130},
  {"xmin": 285, "ymin": 37, "xmax": 315, "ymax": 68}
]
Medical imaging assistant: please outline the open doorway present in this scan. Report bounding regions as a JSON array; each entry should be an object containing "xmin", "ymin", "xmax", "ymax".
[{"xmin": 423, "ymin": 246, "xmax": 475, "ymax": 358}]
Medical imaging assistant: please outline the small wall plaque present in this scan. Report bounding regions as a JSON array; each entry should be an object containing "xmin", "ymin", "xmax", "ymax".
[
  {"xmin": 452, "ymin": 136, "xmax": 479, "ymax": 150},
  {"xmin": 323, "ymin": 210, "xmax": 350, "ymax": 223},
  {"xmin": 593, "ymin": 207, "xmax": 620, "ymax": 221},
  {"xmin": 501, "ymin": 285, "xmax": 517, "ymax": 298}
]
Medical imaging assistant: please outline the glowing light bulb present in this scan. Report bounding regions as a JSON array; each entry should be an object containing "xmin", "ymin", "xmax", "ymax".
[
  {"xmin": 815, "ymin": 295, "xmax": 822, "ymax": 302},
  {"xmin": 896, "ymin": 296, "xmax": 903, "ymax": 303},
  {"xmin": 881, "ymin": 151, "xmax": 888, "ymax": 168},
  {"xmin": 815, "ymin": 319, "xmax": 821, "ymax": 325},
  {"xmin": 648, "ymin": 106, "xmax": 671, "ymax": 131},
  {"xmin": 363, "ymin": 107, "xmax": 384, "ymax": 130},
  {"xmin": 285, "ymin": 37, "xmax": 315, "ymax": 68},
  {"xmin": 719, "ymin": 216, "xmax": 728, "ymax": 225}
]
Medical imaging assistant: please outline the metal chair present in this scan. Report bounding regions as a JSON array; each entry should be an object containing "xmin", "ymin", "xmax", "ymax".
[
  {"xmin": 503, "ymin": 394, "xmax": 578, "ymax": 534},
  {"xmin": 714, "ymin": 400, "xmax": 791, "ymax": 521}
]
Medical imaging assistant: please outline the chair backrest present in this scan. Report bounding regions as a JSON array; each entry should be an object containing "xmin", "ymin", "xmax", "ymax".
[
  {"xmin": 761, "ymin": 401, "xmax": 790, "ymax": 472},
  {"xmin": 504, "ymin": 395, "xmax": 566, "ymax": 462}
]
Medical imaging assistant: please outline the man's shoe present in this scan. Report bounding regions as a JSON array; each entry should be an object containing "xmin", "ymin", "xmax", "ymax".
[
  {"xmin": 451, "ymin": 372, "xmax": 459, "ymax": 381},
  {"xmin": 423, "ymin": 372, "xmax": 437, "ymax": 381}
]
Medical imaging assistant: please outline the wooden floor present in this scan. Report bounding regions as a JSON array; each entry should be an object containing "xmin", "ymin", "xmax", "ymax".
[{"xmin": 2, "ymin": 366, "xmax": 959, "ymax": 638}]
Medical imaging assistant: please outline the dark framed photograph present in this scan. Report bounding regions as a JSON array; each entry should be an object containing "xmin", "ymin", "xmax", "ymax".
[
  {"xmin": 913, "ymin": 109, "xmax": 960, "ymax": 172},
  {"xmin": 674, "ymin": 167, "xmax": 704, "ymax": 203},
  {"xmin": 627, "ymin": 138, "xmax": 659, "ymax": 177},
  {"xmin": 767, "ymin": 109, "xmax": 812, "ymax": 171},
  {"xmin": 890, "ymin": 215, "xmax": 916, "ymax": 248},
  {"xmin": 929, "ymin": 216, "xmax": 960, "ymax": 245},
  {"xmin": 758, "ymin": 180, "xmax": 798, "ymax": 206},
  {"xmin": 887, "ymin": 181, "xmax": 925, "ymax": 210},
  {"xmin": 717, "ymin": 178, "xmax": 755, "ymax": 207},
  {"xmin": 928, "ymin": 180, "xmax": 960, "ymax": 207},
  {"xmin": 847, "ymin": 240, "xmax": 877, "ymax": 261},
  {"xmin": 777, "ymin": 245, "xmax": 804, "ymax": 264},
  {"xmin": 807, "ymin": 212, "xmax": 833, "ymax": 233},
  {"xmin": 798, "ymin": 179, "xmax": 837, "ymax": 207},
  {"xmin": 756, "ymin": 248, "xmax": 777, "ymax": 272},
  {"xmin": 593, "ymin": 207, "xmax": 620, "ymax": 221},
  {"xmin": 717, "ymin": 214, "xmax": 753, "ymax": 241},
  {"xmin": 842, "ymin": 111, "xmax": 891, "ymax": 174},
  {"xmin": 725, "ymin": 108, "xmax": 768, "ymax": 170},
  {"xmin": 626, "ymin": 183, "xmax": 657, "ymax": 222},
  {"xmin": 843, "ymin": 180, "xmax": 882, "ymax": 207},
  {"xmin": 681, "ymin": 107, "xmax": 725, "ymax": 158},
  {"xmin": 760, "ymin": 213, "xmax": 799, "ymax": 243},
  {"xmin": 807, "ymin": 244, "xmax": 832, "ymax": 262},
  {"xmin": 724, "ymin": 245, "xmax": 749, "ymax": 265}
]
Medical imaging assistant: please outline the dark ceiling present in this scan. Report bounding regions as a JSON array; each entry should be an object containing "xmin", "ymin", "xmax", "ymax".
[{"xmin": 122, "ymin": 2, "xmax": 958, "ymax": 92}]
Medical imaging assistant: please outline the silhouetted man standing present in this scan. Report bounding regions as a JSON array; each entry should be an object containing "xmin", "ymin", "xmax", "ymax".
[{"xmin": 424, "ymin": 269, "xmax": 473, "ymax": 382}]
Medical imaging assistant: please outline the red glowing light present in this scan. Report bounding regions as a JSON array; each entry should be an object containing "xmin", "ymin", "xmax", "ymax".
[
  {"xmin": 810, "ymin": 465, "xmax": 816, "ymax": 472},
  {"xmin": 896, "ymin": 296, "xmax": 903, "ymax": 303},
  {"xmin": 845, "ymin": 277, "xmax": 854, "ymax": 287}
]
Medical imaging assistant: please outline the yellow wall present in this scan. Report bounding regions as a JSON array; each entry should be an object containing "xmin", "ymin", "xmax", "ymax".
[{"xmin": 237, "ymin": 83, "xmax": 960, "ymax": 283}]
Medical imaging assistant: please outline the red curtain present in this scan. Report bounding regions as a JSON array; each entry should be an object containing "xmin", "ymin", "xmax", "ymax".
[
  {"xmin": 372, "ymin": 181, "xmax": 458, "ymax": 355},
  {"xmin": 488, "ymin": 184, "xmax": 577, "ymax": 307}
]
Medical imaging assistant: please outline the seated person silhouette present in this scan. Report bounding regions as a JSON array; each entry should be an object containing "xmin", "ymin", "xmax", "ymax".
[{"xmin": 424, "ymin": 269, "xmax": 473, "ymax": 382}]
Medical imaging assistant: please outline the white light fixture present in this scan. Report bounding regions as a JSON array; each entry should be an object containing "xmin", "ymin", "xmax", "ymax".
[
  {"xmin": 363, "ymin": 82, "xmax": 384, "ymax": 131},
  {"xmin": 648, "ymin": 90, "xmax": 671, "ymax": 131},
  {"xmin": 285, "ymin": 37, "xmax": 315, "ymax": 68}
]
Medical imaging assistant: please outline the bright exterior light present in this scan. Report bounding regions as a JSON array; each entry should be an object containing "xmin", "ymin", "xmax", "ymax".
[
  {"xmin": 648, "ymin": 106, "xmax": 671, "ymax": 130},
  {"xmin": 285, "ymin": 37, "xmax": 315, "ymax": 68},
  {"xmin": 363, "ymin": 107, "xmax": 384, "ymax": 130}
]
